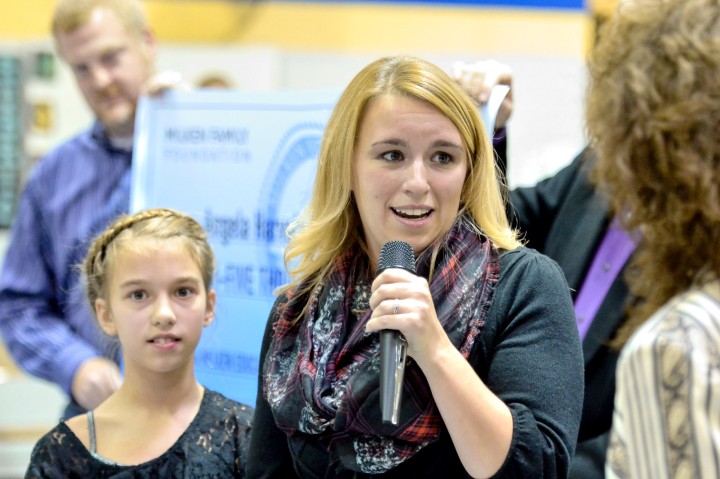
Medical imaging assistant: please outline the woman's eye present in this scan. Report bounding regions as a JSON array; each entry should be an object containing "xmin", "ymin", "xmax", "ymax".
[
  {"xmin": 381, "ymin": 150, "xmax": 404, "ymax": 162},
  {"xmin": 433, "ymin": 152, "xmax": 453, "ymax": 165}
]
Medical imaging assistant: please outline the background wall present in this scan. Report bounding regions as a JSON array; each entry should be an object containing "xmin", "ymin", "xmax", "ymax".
[
  {"xmin": 0, "ymin": 1, "xmax": 617, "ymax": 477},
  {"xmin": 1, "ymin": 0, "xmax": 596, "ymax": 186}
]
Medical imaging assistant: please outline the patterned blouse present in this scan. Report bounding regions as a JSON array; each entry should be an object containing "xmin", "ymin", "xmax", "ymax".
[{"xmin": 606, "ymin": 283, "xmax": 720, "ymax": 479}]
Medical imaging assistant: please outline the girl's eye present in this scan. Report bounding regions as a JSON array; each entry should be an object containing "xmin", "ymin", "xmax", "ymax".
[
  {"xmin": 380, "ymin": 150, "xmax": 404, "ymax": 162},
  {"xmin": 433, "ymin": 152, "xmax": 453, "ymax": 165},
  {"xmin": 177, "ymin": 287, "xmax": 193, "ymax": 298},
  {"xmin": 130, "ymin": 290, "xmax": 147, "ymax": 301}
]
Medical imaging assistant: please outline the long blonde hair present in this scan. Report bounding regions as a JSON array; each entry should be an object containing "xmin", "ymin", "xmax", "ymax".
[{"xmin": 282, "ymin": 55, "xmax": 519, "ymax": 299}]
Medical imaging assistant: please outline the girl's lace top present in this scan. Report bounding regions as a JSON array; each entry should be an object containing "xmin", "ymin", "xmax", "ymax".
[{"xmin": 25, "ymin": 389, "xmax": 253, "ymax": 478}]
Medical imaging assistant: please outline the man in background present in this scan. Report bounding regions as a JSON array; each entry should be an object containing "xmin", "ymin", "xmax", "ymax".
[{"xmin": 0, "ymin": 0, "xmax": 157, "ymax": 419}]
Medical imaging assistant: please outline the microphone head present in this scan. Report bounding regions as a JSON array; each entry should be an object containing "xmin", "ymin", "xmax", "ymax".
[{"xmin": 377, "ymin": 241, "xmax": 416, "ymax": 275}]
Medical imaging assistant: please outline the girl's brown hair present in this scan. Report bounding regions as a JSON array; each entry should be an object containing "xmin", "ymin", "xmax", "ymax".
[{"xmin": 83, "ymin": 208, "xmax": 215, "ymax": 310}]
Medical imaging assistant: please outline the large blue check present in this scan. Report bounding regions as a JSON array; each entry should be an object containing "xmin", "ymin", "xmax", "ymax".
[{"xmin": 131, "ymin": 89, "xmax": 338, "ymax": 406}]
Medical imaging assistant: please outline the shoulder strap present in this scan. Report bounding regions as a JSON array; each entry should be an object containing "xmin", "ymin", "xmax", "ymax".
[{"xmin": 87, "ymin": 410, "xmax": 97, "ymax": 454}]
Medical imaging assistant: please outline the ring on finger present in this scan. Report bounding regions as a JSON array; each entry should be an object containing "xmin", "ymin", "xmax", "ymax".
[{"xmin": 392, "ymin": 299, "xmax": 399, "ymax": 315}]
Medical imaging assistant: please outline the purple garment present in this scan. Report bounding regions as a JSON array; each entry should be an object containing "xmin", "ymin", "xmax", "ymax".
[
  {"xmin": 0, "ymin": 121, "xmax": 131, "ymax": 395},
  {"xmin": 574, "ymin": 218, "xmax": 636, "ymax": 340}
]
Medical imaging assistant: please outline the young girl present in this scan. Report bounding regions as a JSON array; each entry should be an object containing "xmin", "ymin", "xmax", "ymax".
[{"xmin": 25, "ymin": 208, "xmax": 252, "ymax": 477}]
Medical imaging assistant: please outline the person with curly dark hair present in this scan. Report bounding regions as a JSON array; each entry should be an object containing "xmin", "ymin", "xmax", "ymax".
[{"xmin": 585, "ymin": 0, "xmax": 720, "ymax": 477}]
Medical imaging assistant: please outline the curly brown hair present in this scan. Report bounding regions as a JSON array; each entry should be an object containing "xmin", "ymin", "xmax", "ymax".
[{"xmin": 586, "ymin": 0, "xmax": 720, "ymax": 347}]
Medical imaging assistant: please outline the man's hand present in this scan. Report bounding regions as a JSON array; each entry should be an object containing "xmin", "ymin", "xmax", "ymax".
[
  {"xmin": 71, "ymin": 357, "xmax": 122, "ymax": 410},
  {"xmin": 452, "ymin": 60, "xmax": 513, "ymax": 130},
  {"xmin": 141, "ymin": 70, "xmax": 192, "ymax": 97}
]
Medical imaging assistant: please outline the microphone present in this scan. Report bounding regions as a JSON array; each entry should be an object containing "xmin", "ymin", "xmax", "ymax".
[{"xmin": 376, "ymin": 240, "xmax": 416, "ymax": 425}]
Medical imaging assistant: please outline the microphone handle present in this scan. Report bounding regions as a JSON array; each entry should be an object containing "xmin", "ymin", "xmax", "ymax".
[{"xmin": 380, "ymin": 329, "xmax": 407, "ymax": 425}]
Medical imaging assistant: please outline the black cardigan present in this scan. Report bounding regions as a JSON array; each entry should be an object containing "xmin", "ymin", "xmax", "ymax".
[
  {"xmin": 509, "ymin": 148, "xmax": 632, "ymax": 479},
  {"xmin": 247, "ymin": 247, "xmax": 584, "ymax": 479}
]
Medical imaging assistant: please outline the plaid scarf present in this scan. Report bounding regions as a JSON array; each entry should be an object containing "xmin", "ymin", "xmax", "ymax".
[{"xmin": 263, "ymin": 215, "xmax": 500, "ymax": 474}]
